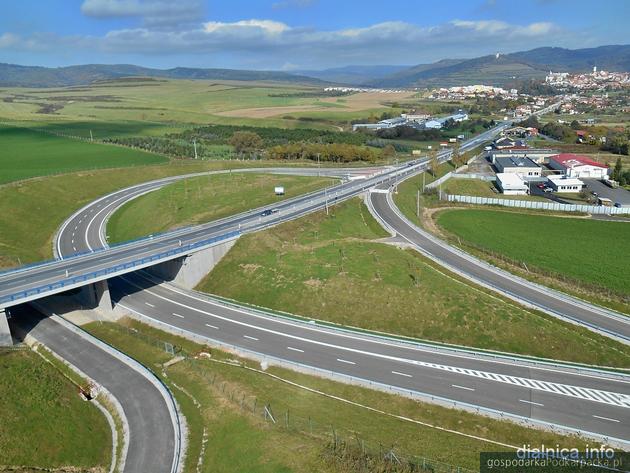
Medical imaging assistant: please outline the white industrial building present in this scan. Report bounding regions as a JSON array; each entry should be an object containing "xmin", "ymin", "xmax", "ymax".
[
  {"xmin": 548, "ymin": 154, "xmax": 608, "ymax": 179},
  {"xmin": 547, "ymin": 175, "xmax": 584, "ymax": 193},
  {"xmin": 494, "ymin": 157, "xmax": 541, "ymax": 178},
  {"xmin": 496, "ymin": 173, "xmax": 529, "ymax": 195}
]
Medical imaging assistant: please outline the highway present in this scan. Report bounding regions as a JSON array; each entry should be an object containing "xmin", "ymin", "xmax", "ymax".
[
  {"xmin": 0, "ymin": 164, "xmax": 419, "ymax": 308},
  {"xmin": 105, "ymin": 270, "xmax": 630, "ymax": 444},
  {"xmin": 41, "ymin": 121, "xmax": 630, "ymax": 445}
]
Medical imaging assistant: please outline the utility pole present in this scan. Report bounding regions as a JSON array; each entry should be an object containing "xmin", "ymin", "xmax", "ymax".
[
  {"xmin": 89, "ymin": 130, "xmax": 93, "ymax": 142},
  {"xmin": 325, "ymin": 187, "xmax": 329, "ymax": 215},
  {"xmin": 193, "ymin": 139, "xmax": 198, "ymax": 159},
  {"xmin": 317, "ymin": 153, "xmax": 320, "ymax": 176},
  {"xmin": 416, "ymin": 189, "xmax": 420, "ymax": 217}
]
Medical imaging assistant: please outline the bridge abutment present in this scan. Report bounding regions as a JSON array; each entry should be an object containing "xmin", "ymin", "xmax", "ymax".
[
  {"xmin": 77, "ymin": 279, "xmax": 113, "ymax": 314},
  {"xmin": 147, "ymin": 238, "xmax": 237, "ymax": 290},
  {"xmin": 0, "ymin": 308, "xmax": 13, "ymax": 346}
]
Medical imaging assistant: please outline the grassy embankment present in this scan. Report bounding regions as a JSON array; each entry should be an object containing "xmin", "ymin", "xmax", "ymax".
[
  {"xmin": 393, "ymin": 172, "xmax": 630, "ymax": 313},
  {"xmin": 197, "ymin": 198, "xmax": 630, "ymax": 366},
  {"xmin": 108, "ymin": 173, "xmax": 336, "ymax": 243},
  {"xmin": 83, "ymin": 317, "xmax": 597, "ymax": 473},
  {"xmin": 0, "ymin": 348, "xmax": 111, "ymax": 471}
]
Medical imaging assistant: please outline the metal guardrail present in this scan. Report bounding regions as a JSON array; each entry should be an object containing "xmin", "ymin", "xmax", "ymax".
[
  {"xmin": 0, "ymin": 230, "xmax": 240, "ymax": 305},
  {"xmin": 446, "ymin": 194, "xmax": 630, "ymax": 214}
]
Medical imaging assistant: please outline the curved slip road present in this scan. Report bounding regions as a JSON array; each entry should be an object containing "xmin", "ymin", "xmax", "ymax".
[
  {"xmin": 51, "ymin": 153, "xmax": 630, "ymax": 445},
  {"xmin": 10, "ymin": 305, "xmax": 180, "ymax": 473},
  {"xmin": 367, "ymin": 186, "xmax": 630, "ymax": 343}
]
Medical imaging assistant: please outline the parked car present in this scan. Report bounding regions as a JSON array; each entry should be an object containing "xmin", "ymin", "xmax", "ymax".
[
  {"xmin": 543, "ymin": 187, "xmax": 553, "ymax": 193},
  {"xmin": 591, "ymin": 191, "xmax": 598, "ymax": 196},
  {"xmin": 614, "ymin": 202, "xmax": 622, "ymax": 208}
]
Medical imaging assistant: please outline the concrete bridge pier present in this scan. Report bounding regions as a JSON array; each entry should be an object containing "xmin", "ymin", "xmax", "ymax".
[
  {"xmin": 77, "ymin": 279, "xmax": 113, "ymax": 314},
  {"xmin": 148, "ymin": 238, "xmax": 237, "ymax": 290},
  {"xmin": 0, "ymin": 308, "xmax": 12, "ymax": 346}
]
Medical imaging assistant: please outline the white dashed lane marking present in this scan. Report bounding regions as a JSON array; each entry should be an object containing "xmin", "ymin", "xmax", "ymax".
[
  {"xmin": 452, "ymin": 384, "xmax": 475, "ymax": 392},
  {"xmin": 592, "ymin": 415, "xmax": 620, "ymax": 423},
  {"xmin": 172, "ymin": 313, "xmax": 184, "ymax": 319},
  {"xmin": 392, "ymin": 371, "xmax": 413, "ymax": 378},
  {"xmin": 244, "ymin": 335, "xmax": 259, "ymax": 341},
  {"xmin": 205, "ymin": 323, "xmax": 218, "ymax": 329},
  {"xmin": 337, "ymin": 359, "xmax": 356, "ymax": 365},
  {"xmin": 287, "ymin": 346, "xmax": 304, "ymax": 353},
  {"xmin": 145, "ymin": 302, "xmax": 155, "ymax": 308},
  {"xmin": 519, "ymin": 399, "xmax": 544, "ymax": 407}
]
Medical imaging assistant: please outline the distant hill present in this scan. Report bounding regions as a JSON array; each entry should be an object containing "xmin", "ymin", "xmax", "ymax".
[
  {"xmin": 3, "ymin": 44, "xmax": 629, "ymax": 89},
  {"xmin": 0, "ymin": 63, "xmax": 328, "ymax": 88},
  {"xmin": 292, "ymin": 65, "xmax": 410, "ymax": 85},
  {"xmin": 369, "ymin": 45, "xmax": 630, "ymax": 88}
]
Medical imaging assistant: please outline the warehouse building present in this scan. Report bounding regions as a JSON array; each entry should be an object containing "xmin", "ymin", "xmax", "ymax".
[
  {"xmin": 548, "ymin": 154, "xmax": 608, "ymax": 179},
  {"xmin": 494, "ymin": 157, "xmax": 542, "ymax": 178},
  {"xmin": 496, "ymin": 173, "xmax": 529, "ymax": 195},
  {"xmin": 547, "ymin": 175, "xmax": 584, "ymax": 193}
]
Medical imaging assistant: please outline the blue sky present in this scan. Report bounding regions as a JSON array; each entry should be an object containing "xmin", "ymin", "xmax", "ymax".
[{"xmin": 1, "ymin": 0, "xmax": 628, "ymax": 70}]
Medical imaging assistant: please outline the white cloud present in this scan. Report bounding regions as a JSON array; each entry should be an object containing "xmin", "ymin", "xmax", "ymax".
[
  {"xmin": 451, "ymin": 19, "xmax": 556, "ymax": 37},
  {"xmin": 81, "ymin": 0, "xmax": 203, "ymax": 27},
  {"xmin": 203, "ymin": 19, "xmax": 290, "ymax": 35}
]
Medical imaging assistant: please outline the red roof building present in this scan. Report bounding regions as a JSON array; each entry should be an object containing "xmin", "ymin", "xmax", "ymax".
[{"xmin": 548, "ymin": 153, "xmax": 608, "ymax": 179}]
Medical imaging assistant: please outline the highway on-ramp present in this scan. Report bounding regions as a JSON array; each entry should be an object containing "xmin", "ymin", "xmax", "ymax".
[
  {"xmin": 367, "ymin": 186, "xmax": 630, "ymax": 343},
  {"xmin": 10, "ymin": 306, "xmax": 180, "ymax": 473}
]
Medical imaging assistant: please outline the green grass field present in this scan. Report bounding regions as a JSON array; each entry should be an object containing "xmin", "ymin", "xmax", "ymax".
[
  {"xmin": 0, "ymin": 348, "xmax": 110, "ymax": 470},
  {"xmin": 0, "ymin": 79, "xmax": 398, "ymax": 130},
  {"xmin": 0, "ymin": 124, "xmax": 167, "ymax": 183},
  {"xmin": 198, "ymin": 198, "xmax": 630, "ymax": 366},
  {"xmin": 83, "ymin": 318, "xmax": 595, "ymax": 473},
  {"xmin": 437, "ymin": 209, "xmax": 630, "ymax": 296},
  {"xmin": 108, "ymin": 173, "xmax": 336, "ymax": 243}
]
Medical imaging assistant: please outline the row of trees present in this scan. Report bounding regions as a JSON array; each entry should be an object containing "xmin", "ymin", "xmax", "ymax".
[
  {"xmin": 173, "ymin": 124, "xmax": 367, "ymax": 147},
  {"xmin": 611, "ymin": 158, "xmax": 630, "ymax": 185},
  {"xmin": 267, "ymin": 142, "xmax": 379, "ymax": 163}
]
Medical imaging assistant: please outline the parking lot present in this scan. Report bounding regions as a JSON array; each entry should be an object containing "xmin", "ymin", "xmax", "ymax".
[{"xmin": 582, "ymin": 179, "xmax": 630, "ymax": 207}]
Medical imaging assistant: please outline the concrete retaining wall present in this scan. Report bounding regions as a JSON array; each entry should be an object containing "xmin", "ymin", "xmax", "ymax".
[
  {"xmin": 148, "ymin": 237, "xmax": 238, "ymax": 290},
  {"xmin": 0, "ymin": 309, "xmax": 12, "ymax": 346}
]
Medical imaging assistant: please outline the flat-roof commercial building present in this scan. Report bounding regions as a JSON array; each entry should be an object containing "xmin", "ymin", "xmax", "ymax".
[
  {"xmin": 547, "ymin": 175, "xmax": 584, "ymax": 193},
  {"xmin": 496, "ymin": 173, "xmax": 529, "ymax": 195},
  {"xmin": 549, "ymin": 154, "xmax": 608, "ymax": 179},
  {"xmin": 489, "ymin": 148, "xmax": 558, "ymax": 164},
  {"xmin": 494, "ymin": 157, "xmax": 541, "ymax": 178}
]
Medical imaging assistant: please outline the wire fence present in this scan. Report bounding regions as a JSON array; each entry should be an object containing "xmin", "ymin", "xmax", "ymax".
[{"xmin": 116, "ymin": 324, "xmax": 477, "ymax": 473}]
